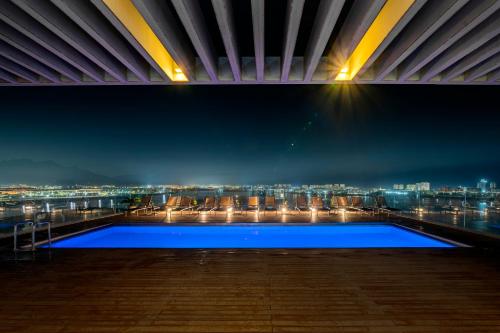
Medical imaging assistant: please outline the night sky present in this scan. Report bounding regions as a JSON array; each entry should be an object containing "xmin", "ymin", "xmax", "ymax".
[{"xmin": 0, "ymin": 84, "xmax": 498, "ymax": 186}]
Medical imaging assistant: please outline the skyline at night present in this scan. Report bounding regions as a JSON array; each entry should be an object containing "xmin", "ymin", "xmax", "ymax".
[{"xmin": 1, "ymin": 84, "xmax": 498, "ymax": 187}]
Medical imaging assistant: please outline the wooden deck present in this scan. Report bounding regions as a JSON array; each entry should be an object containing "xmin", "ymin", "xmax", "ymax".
[
  {"xmin": 1, "ymin": 248, "xmax": 499, "ymax": 332},
  {"xmin": 1, "ymin": 212, "xmax": 499, "ymax": 333}
]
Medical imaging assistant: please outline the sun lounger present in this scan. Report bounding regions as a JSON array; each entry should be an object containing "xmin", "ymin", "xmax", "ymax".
[
  {"xmin": 310, "ymin": 197, "xmax": 330, "ymax": 215},
  {"xmin": 263, "ymin": 196, "xmax": 278, "ymax": 215},
  {"xmin": 215, "ymin": 196, "xmax": 234, "ymax": 214},
  {"xmin": 295, "ymin": 195, "xmax": 309, "ymax": 213},
  {"xmin": 350, "ymin": 196, "xmax": 373, "ymax": 213},
  {"xmin": 198, "ymin": 196, "xmax": 217, "ymax": 214},
  {"xmin": 245, "ymin": 196, "xmax": 260, "ymax": 215},
  {"xmin": 375, "ymin": 196, "xmax": 400, "ymax": 213},
  {"xmin": 128, "ymin": 195, "xmax": 158, "ymax": 216}
]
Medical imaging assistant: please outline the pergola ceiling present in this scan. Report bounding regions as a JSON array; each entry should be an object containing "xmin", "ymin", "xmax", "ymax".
[{"xmin": 0, "ymin": 0, "xmax": 498, "ymax": 86}]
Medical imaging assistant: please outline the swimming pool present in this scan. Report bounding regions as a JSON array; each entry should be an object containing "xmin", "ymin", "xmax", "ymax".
[{"xmin": 44, "ymin": 224, "xmax": 455, "ymax": 248}]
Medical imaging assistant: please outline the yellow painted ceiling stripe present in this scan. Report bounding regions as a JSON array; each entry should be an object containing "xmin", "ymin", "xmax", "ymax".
[
  {"xmin": 335, "ymin": 0, "xmax": 415, "ymax": 81},
  {"xmin": 102, "ymin": 0, "xmax": 187, "ymax": 82}
]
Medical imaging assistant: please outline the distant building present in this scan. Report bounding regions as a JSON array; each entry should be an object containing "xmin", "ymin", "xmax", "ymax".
[
  {"xmin": 477, "ymin": 179, "xmax": 488, "ymax": 193},
  {"xmin": 393, "ymin": 184, "xmax": 405, "ymax": 190},
  {"xmin": 406, "ymin": 184, "xmax": 416, "ymax": 191},
  {"xmin": 416, "ymin": 182, "xmax": 430, "ymax": 191},
  {"xmin": 490, "ymin": 182, "xmax": 496, "ymax": 190}
]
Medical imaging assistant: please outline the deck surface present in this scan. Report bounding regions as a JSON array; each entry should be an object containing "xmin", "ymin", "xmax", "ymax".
[{"xmin": 1, "ymin": 246, "xmax": 499, "ymax": 333}]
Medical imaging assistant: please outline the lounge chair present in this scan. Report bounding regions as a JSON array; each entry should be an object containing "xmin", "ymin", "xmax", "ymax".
[
  {"xmin": 310, "ymin": 197, "xmax": 330, "ymax": 215},
  {"xmin": 177, "ymin": 196, "xmax": 197, "ymax": 215},
  {"xmin": 198, "ymin": 196, "xmax": 217, "ymax": 215},
  {"xmin": 375, "ymin": 196, "xmax": 400, "ymax": 213},
  {"xmin": 165, "ymin": 196, "xmax": 180, "ymax": 209},
  {"xmin": 295, "ymin": 195, "xmax": 309, "ymax": 214},
  {"xmin": 334, "ymin": 196, "xmax": 356, "ymax": 213},
  {"xmin": 215, "ymin": 196, "xmax": 234, "ymax": 214},
  {"xmin": 165, "ymin": 196, "xmax": 197, "ymax": 216},
  {"xmin": 263, "ymin": 196, "xmax": 278, "ymax": 215},
  {"xmin": 350, "ymin": 196, "xmax": 373, "ymax": 213},
  {"xmin": 245, "ymin": 196, "xmax": 260, "ymax": 215},
  {"xmin": 128, "ymin": 195, "xmax": 158, "ymax": 216}
]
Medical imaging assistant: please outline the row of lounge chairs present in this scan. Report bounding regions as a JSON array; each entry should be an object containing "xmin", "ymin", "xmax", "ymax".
[
  {"xmin": 160, "ymin": 195, "xmax": 397, "ymax": 216},
  {"xmin": 127, "ymin": 194, "xmax": 399, "ymax": 216}
]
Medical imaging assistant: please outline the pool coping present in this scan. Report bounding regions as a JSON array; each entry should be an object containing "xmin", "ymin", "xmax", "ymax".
[{"xmin": 34, "ymin": 222, "xmax": 464, "ymax": 250}]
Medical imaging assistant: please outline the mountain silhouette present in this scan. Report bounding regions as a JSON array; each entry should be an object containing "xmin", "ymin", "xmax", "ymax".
[{"xmin": 0, "ymin": 159, "xmax": 120, "ymax": 185}]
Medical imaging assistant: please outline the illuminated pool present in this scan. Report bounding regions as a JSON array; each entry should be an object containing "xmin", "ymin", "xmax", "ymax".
[{"xmin": 44, "ymin": 224, "xmax": 455, "ymax": 248}]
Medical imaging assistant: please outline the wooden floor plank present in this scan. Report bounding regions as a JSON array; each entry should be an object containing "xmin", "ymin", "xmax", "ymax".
[{"xmin": 0, "ymin": 248, "xmax": 499, "ymax": 332}]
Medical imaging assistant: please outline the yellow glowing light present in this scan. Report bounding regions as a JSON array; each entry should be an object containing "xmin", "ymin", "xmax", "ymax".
[
  {"xmin": 102, "ymin": 0, "xmax": 188, "ymax": 82},
  {"xmin": 335, "ymin": 0, "xmax": 415, "ymax": 81}
]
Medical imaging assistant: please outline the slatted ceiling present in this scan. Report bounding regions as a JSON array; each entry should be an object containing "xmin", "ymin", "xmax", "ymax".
[
  {"xmin": 487, "ymin": 68, "xmax": 500, "ymax": 82},
  {"xmin": 0, "ymin": 20, "xmax": 82, "ymax": 82},
  {"xmin": 0, "ymin": 0, "xmax": 498, "ymax": 85},
  {"xmin": 0, "ymin": 1, "xmax": 104, "ymax": 82},
  {"xmin": 465, "ymin": 52, "xmax": 500, "ymax": 82},
  {"xmin": 0, "ymin": 39, "xmax": 60, "ymax": 83},
  {"xmin": 396, "ymin": 0, "xmax": 500, "ymax": 82},
  {"xmin": 13, "ymin": 0, "xmax": 128, "ymax": 83},
  {"xmin": 0, "ymin": 54, "xmax": 39, "ymax": 82},
  {"xmin": 372, "ymin": 0, "xmax": 470, "ymax": 82},
  {"xmin": 53, "ymin": 0, "xmax": 152, "ymax": 83},
  {"xmin": 419, "ymin": 10, "xmax": 500, "ymax": 82},
  {"xmin": 0, "ymin": 67, "xmax": 17, "ymax": 83},
  {"xmin": 441, "ymin": 36, "xmax": 500, "ymax": 82}
]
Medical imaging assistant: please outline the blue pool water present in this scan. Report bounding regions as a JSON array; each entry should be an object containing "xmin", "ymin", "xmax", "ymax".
[{"xmin": 45, "ymin": 224, "xmax": 454, "ymax": 248}]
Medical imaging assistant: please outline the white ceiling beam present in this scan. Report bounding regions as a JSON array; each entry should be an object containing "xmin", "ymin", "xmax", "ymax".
[
  {"xmin": 251, "ymin": 0, "xmax": 264, "ymax": 82},
  {"xmin": 304, "ymin": 0, "xmax": 345, "ymax": 81},
  {"xmin": 132, "ymin": 0, "xmax": 194, "ymax": 80},
  {"xmin": 281, "ymin": 0, "xmax": 305, "ymax": 82},
  {"xmin": 212, "ymin": 0, "xmax": 240, "ymax": 81},
  {"xmin": 171, "ymin": 0, "xmax": 218, "ymax": 81}
]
